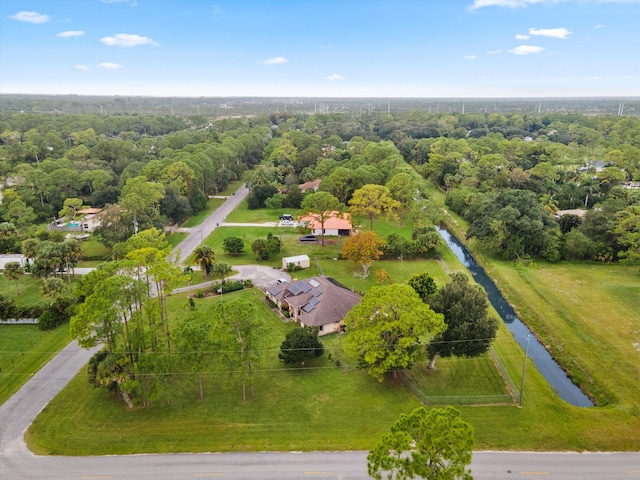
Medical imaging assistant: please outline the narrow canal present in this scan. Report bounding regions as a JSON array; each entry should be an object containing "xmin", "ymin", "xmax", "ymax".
[{"xmin": 436, "ymin": 227, "xmax": 594, "ymax": 407}]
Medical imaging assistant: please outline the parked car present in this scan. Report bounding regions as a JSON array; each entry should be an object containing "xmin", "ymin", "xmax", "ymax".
[
  {"xmin": 280, "ymin": 214, "xmax": 293, "ymax": 221},
  {"xmin": 277, "ymin": 278, "xmax": 289, "ymax": 285},
  {"xmin": 300, "ymin": 235, "xmax": 316, "ymax": 242}
]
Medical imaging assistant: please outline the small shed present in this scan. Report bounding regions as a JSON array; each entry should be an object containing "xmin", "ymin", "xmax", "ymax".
[{"xmin": 282, "ymin": 254, "xmax": 310, "ymax": 270}]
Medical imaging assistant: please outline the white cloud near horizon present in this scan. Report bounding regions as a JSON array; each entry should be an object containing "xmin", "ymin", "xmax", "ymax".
[
  {"xmin": 100, "ymin": 33, "xmax": 159, "ymax": 47},
  {"xmin": 471, "ymin": 0, "xmax": 640, "ymax": 9},
  {"xmin": 97, "ymin": 62, "xmax": 123, "ymax": 69},
  {"xmin": 101, "ymin": 0, "xmax": 138, "ymax": 4},
  {"xmin": 75, "ymin": 65, "xmax": 89, "ymax": 71},
  {"xmin": 464, "ymin": 55, "xmax": 477, "ymax": 60},
  {"xmin": 515, "ymin": 34, "xmax": 530, "ymax": 40},
  {"xmin": 9, "ymin": 11, "xmax": 50, "ymax": 23},
  {"xmin": 325, "ymin": 74, "xmax": 344, "ymax": 80},
  {"xmin": 509, "ymin": 45, "xmax": 544, "ymax": 54},
  {"xmin": 529, "ymin": 27, "xmax": 571, "ymax": 38},
  {"xmin": 57, "ymin": 31, "xmax": 85, "ymax": 38},
  {"xmin": 261, "ymin": 57, "xmax": 287, "ymax": 65}
]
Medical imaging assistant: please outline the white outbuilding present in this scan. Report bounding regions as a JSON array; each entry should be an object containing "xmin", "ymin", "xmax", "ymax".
[
  {"xmin": 282, "ymin": 254, "xmax": 310, "ymax": 270},
  {"xmin": 0, "ymin": 254, "xmax": 29, "ymax": 270}
]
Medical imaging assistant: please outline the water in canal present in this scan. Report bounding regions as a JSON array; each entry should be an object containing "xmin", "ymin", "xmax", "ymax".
[{"xmin": 436, "ymin": 227, "xmax": 594, "ymax": 407}]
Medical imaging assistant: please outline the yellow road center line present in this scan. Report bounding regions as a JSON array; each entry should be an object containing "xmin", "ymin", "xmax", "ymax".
[
  {"xmin": 629, "ymin": 471, "xmax": 640, "ymax": 474},
  {"xmin": 520, "ymin": 473, "xmax": 549, "ymax": 476}
]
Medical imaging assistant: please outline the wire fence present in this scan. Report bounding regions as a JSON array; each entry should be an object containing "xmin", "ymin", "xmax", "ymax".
[{"xmin": 399, "ymin": 347, "xmax": 521, "ymax": 408}]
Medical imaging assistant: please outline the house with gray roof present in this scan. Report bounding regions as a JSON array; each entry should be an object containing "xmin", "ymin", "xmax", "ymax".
[{"xmin": 265, "ymin": 276, "xmax": 360, "ymax": 336}]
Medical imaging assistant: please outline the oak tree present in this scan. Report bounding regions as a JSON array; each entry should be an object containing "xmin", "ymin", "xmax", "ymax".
[
  {"xmin": 427, "ymin": 273, "xmax": 498, "ymax": 369},
  {"xmin": 343, "ymin": 284, "xmax": 444, "ymax": 381}
]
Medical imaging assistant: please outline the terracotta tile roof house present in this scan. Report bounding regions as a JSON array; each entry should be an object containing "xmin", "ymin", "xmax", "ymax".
[
  {"xmin": 298, "ymin": 179, "xmax": 321, "ymax": 193},
  {"xmin": 265, "ymin": 276, "xmax": 360, "ymax": 336},
  {"xmin": 299, "ymin": 211, "xmax": 352, "ymax": 236}
]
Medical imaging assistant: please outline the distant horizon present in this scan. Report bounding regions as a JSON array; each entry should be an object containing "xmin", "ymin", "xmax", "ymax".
[{"xmin": 2, "ymin": 93, "xmax": 639, "ymax": 100}]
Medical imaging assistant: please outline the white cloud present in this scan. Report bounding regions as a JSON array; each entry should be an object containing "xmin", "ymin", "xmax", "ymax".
[
  {"xmin": 508, "ymin": 45, "xmax": 544, "ymax": 54},
  {"xmin": 325, "ymin": 74, "xmax": 344, "ymax": 80},
  {"xmin": 97, "ymin": 62, "xmax": 123, "ymax": 69},
  {"xmin": 471, "ymin": 0, "xmax": 640, "ymax": 9},
  {"xmin": 470, "ymin": 0, "xmax": 534, "ymax": 9},
  {"xmin": 464, "ymin": 55, "xmax": 477, "ymax": 60},
  {"xmin": 487, "ymin": 49, "xmax": 503, "ymax": 54},
  {"xmin": 529, "ymin": 27, "xmax": 571, "ymax": 38},
  {"xmin": 9, "ymin": 11, "xmax": 50, "ymax": 23},
  {"xmin": 594, "ymin": 24, "xmax": 605, "ymax": 29},
  {"xmin": 515, "ymin": 34, "xmax": 530, "ymax": 40},
  {"xmin": 75, "ymin": 65, "xmax": 89, "ymax": 71},
  {"xmin": 100, "ymin": 33, "xmax": 159, "ymax": 47},
  {"xmin": 261, "ymin": 57, "xmax": 287, "ymax": 65},
  {"xmin": 57, "ymin": 31, "xmax": 85, "ymax": 38}
]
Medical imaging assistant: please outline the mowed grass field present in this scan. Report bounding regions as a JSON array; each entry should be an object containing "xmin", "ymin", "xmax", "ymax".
[
  {"xmin": 0, "ymin": 324, "xmax": 71, "ymax": 405},
  {"xmin": 484, "ymin": 259, "xmax": 640, "ymax": 410},
  {"xmin": 25, "ymin": 283, "xmax": 640, "ymax": 454}
]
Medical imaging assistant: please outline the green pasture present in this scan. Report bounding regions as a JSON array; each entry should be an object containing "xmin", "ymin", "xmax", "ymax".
[
  {"xmin": 484, "ymin": 259, "xmax": 640, "ymax": 410},
  {"xmin": 0, "ymin": 324, "xmax": 71, "ymax": 405}
]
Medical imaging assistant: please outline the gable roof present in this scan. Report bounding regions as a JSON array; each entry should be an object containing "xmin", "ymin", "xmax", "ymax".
[
  {"xmin": 300, "ymin": 211, "xmax": 352, "ymax": 230},
  {"xmin": 299, "ymin": 179, "xmax": 321, "ymax": 192},
  {"xmin": 268, "ymin": 275, "xmax": 360, "ymax": 327}
]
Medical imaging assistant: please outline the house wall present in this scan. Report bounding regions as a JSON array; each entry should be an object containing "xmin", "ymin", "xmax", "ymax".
[
  {"xmin": 311, "ymin": 228, "xmax": 339, "ymax": 236},
  {"xmin": 0, "ymin": 255, "xmax": 28, "ymax": 269},
  {"xmin": 282, "ymin": 258, "xmax": 310, "ymax": 269},
  {"xmin": 301, "ymin": 320, "xmax": 341, "ymax": 336}
]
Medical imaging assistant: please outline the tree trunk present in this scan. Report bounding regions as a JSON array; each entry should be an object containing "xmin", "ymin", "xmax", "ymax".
[
  {"xmin": 428, "ymin": 352, "xmax": 438, "ymax": 370},
  {"xmin": 119, "ymin": 387, "xmax": 134, "ymax": 409}
]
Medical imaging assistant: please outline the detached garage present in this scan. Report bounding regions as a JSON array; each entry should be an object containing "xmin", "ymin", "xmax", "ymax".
[{"xmin": 282, "ymin": 254, "xmax": 310, "ymax": 270}]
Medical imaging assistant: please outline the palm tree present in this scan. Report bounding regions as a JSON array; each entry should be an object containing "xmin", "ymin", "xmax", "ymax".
[
  {"xmin": 193, "ymin": 245, "xmax": 215, "ymax": 278},
  {"xmin": 4, "ymin": 262, "xmax": 24, "ymax": 295},
  {"xmin": 41, "ymin": 277, "xmax": 66, "ymax": 299}
]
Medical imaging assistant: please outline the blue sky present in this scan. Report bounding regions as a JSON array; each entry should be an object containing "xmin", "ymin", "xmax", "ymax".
[{"xmin": 1, "ymin": 0, "xmax": 639, "ymax": 98}]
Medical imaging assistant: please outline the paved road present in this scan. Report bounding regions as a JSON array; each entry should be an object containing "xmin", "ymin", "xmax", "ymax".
[
  {"xmin": 0, "ymin": 340, "xmax": 101, "ymax": 459},
  {"xmin": 175, "ymin": 184, "xmax": 250, "ymax": 264},
  {"xmin": 1, "ymin": 447, "xmax": 639, "ymax": 480}
]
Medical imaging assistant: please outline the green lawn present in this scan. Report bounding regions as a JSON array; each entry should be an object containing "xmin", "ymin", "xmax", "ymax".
[
  {"xmin": 26, "ymin": 284, "xmax": 640, "ymax": 454},
  {"xmin": 217, "ymin": 172, "xmax": 251, "ymax": 197},
  {"xmin": 21, "ymin": 189, "xmax": 640, "ymax": 454},
  {"xmin": 181, "ymin": 198, "xmax": 225, "ymax": 228},
  {"xmin": 0, "ymin": 323, "xmax": 71, "ymax": 405},
  {"xmin": 483, "ymin": 259, "xmax": 640, "ymax": 410},
  {"xmin": 77, "ymin": 236, "xmax": 111, "ymax": 267},
  {"xmin": 1, "ymin": 275, "xmax": 58, "ymax": 308},
  {"xmin": 166, "ymin": 231, "xmax": 187, "ymax": 248}
]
